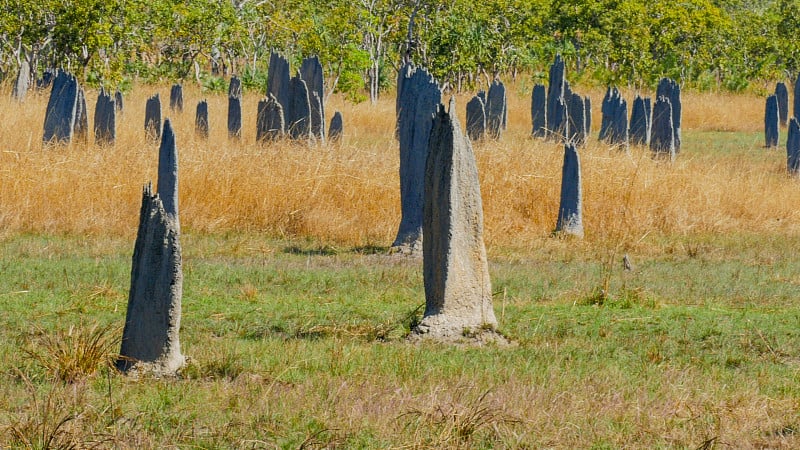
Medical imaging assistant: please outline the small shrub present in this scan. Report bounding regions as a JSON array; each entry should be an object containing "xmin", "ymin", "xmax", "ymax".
[{"xmin": 200, "ymin": 75, "xmax": 228, "ymax": 93}]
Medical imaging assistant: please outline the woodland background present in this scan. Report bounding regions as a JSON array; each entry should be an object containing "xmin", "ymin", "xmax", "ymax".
[{"xmin": 2, "ymin": 0, "xmax": 798, "ymax": 101}]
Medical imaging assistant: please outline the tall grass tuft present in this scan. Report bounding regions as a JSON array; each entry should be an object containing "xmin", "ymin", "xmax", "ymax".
[
  {"xmin": 24, "ymin": 322, "xmax": 119, "ymax": 384},
  {"xmin": 398, "ymin": 386, "xmax": 521, "ymax": 448},
  {"xmin": 6, "ymin": 370, "xmax": 84, "ymax": 449}
]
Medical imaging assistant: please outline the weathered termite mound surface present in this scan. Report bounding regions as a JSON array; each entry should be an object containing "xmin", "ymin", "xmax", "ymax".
[
  {"xmin": 144, "ymin": 94, "xmax": 162, "ymax": 141},
  {"xmin": 170, "ymin": 83, "xmax": 183, "ymax": 112},
  {"xmin": 43, "ymin": 71, "xmax": 78, "ymax": 144},
  {"xmin": 775, "ymin": 82, "xmax": 789, "ymax": 126},
  {"xmin": 228, "ymin": 76, "xmax": 242, "ymax": 140},
  {"xmin": 650, "ymin": 96, "xmax": 675, "ymax": 160},
  {"xmin": 257, "ymin": 94, "xmax": 285, "ymax": 143},
  {"xmin": 765, "ymin": 94, "xmax": 780, "ymax": 149},
  {"xmin": 486, "ymin": 79, "xmax": 506, "ymax": 139},
  {"xmin": 466, "ymin": 94, "xmax": 486, "ymax": 142},
  {"xmin": 118, "ymin": 120, "xmax": 185, "ymax": 377},
  {"xmin": 392, "ymin": 64, "xmax": 441, "ymax": 254},
  {"xmin": 328, "ymin": 111, "xmax": 343, "ymax": 144},
  {"xmin": 268, "ymin": 50, "xmax": 291, "ymax": 118},
  {"xmin": 74, "ymin": 85, "xmax": 89, "ymax": 143},
  {"xmin": 656, "ymin": 77, "xmax": 681, "ymax": 152},
  {"xmin": 554, "ymin": 143, "xmax": 583, "ymax": 238},
  {"xmin": 630, "ymin": 95, "xmax": 651, "ymax": 147},
  {"xmin": 599, "ymin": 86, "xmax": 628, "ymax": 149},
  {"xmin": 195, "ymin": 100, "xmax": 209, "ymax": 139},
  {"xmin": 301, "ymin": 56, "xmax": 326, "ymax": 141},
  {"xmin": 12, "ymin": 61, "xmax": 30, "ymax": 102},
  {"xmin": 94, "ymin": 88, "xmax": 116, "ymax": 146},
  {"xmin": 546, "ymin": 54, "xmax": 566, "ymax": 140},
  {"xmin": 531, "ymin": 83, "xmax": 547, "ymax": 138},
  {"xmin": 287, "ymin": 73, "xmax": 311, "ymax": 140},
  {"xmin": 788, "ymin": 118, "xmax": 800, "ymax": 175},
  {"xmin": 567, "ymin": 90, "xmax": 588, "ymax": 146},
  {"xmin": 115, "ymin": 90, "xmax": 124, "ymax": 113},
  {"xmin": 410, "ymin": 98, "xmax": 508, "ymax": 346}
]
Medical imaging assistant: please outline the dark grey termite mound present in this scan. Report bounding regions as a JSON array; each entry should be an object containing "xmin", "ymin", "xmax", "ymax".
[
  {"xmin": 227, "ymin": 76, "xmax": 242, "ymax": 140},
  {"xmin": 170, "ymin": 84, "xmax": 183, "ymax": 112},
  {"xmin": 775, "ymin": 82, "xmax": 789, "ymax": 126},
  {"xmin": 115, "ymin": 90, "xmax": 124, "ymax": 113},
  {"xmin": 228, "ymin": 76, "xmax": 242, "ymax": 99},
  {"xmin": 412, "ymin": 97, "xmax": 499, "ymax": 342},
  {"xmin": 466, "ymin": 94, "xmax": 486, "ymax": 142},
  {"xmin": 599, "ymin": 87, "xmax": 628, "ymax": 148},
  {"xmin": 256, "ymin": 94, "xmax": 285, "ymax": 143},
  {"xmin": 118, "ymin": 120, "xmax": 184, "ymax": 376},
  {"xmin": 267, "ymin": 50, "xmax": 291, "ymax": 120},
  {"xmin": 42, "ymin": 71, "xmax": 78, "ymax": 144},
  {"xmin": 74, "ymin": 86, "xmax": 89, "ymax": 144},
  {"xmin": 392, "ymin": 64, "xmax": 441, "ymax": 254},
  {"xmin": 787, "ymin": 118, "xmax": 800, "ymax": 175},
  {"xmin": 794, "ymin": 76, "xmax": 800, "ymax": 121},
  {"xmin": 612, "ymin": 96, "xmax": 629, "ymax": 150},
  {"xmin": 395, "ymin": 62, "xmax": 410, "ymax": 121},
  {"xmin": 12, "ymin": 61, "xmax": 30, "ymax": 102},
  {"xmin": 94, "ymin": 88, "xmax": 116, "ymax": 146},
  {"xmin": 765, "ymin": 94, "xmax": 780, "ymax": 148},
  {"xmin": 650, "ymin": 96, "xmax": 675, "ymax": 160},
  {"xmin": 309, "ymin": 92, "xmax": 325, "ymax": 143},
  {"xmin": 531, "ymin": 84, "xmax": 547, "ymax": 137},
  {"xmin": 228, "ymin": 96, "xmax": 242, "ymax": 140},
  {"xmin": 328, "ymin": 111, "xmax": 343, "ymax": 144},
  {"xmin": 554, "ymin": 143, "xmax": 583, "ymax": 238},
  {"xmin": 629, "ymin": 95, "xmax": 651, "ymax": 146},
  {"xmin": 144, "ymin": 94, "xmax": 162, "ymax": 141},
  {"xmin": 549, "ymin": 96, "xmax": 568, "ymax": 142},
  {"xmin": 486, "ymin": 79, "xmax": 506, "ymax": 139},
  {"xmin": 195, "ymin": 100, "xmax": 209, "ymax": 139},
  {"xmin": 301, "ymin": 56, "xmax": 325, "ymax": 141},
  {"xmin": 300, "ymin": 56, "xmax": 324, "ymax": 101},
  {"xmin": 287, "ymin": 73, "xmax": 311, "ymax": 140},
  {"xmin": 157, "ymin": 120, "xmax": 179, "ymax": 219},
  {"xmin": 584, "ymin": 97, "xmax": 592, "ymax": 133},
  {"xmin": 656, "ymin": 78, "xmax": 681, "ymax": 152},
  {"xmin": 394, "ymin": 62, "xmax": 410, "ymax": 140},
  {"xmin": 37, "ymin": 68, "xmax": 57, "ymax": 91},
  {"xmin": 547, "ymin": 54, "xmax": 566, "ymax": 139},
  {"xmin": 567, "ymin": 91, "xmax": 588, "ymax": 146}
]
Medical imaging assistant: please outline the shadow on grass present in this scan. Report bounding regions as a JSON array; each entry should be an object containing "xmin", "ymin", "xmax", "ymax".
[
  {"xmin": 352, "ymin": 244, "xmax": 390, "ymax": 255},
  {"xmin": 240, "ymin": 304, "xmax": 424, "ymax": 342},
  {"xmin": 282, "ymin": 244, "xmax": 390, "ymax": 256},
  {"xmin": 241, "ymin": 322, "xmax": 399, "ymax": 342},
  {"xmin": 282, "ymin": 245, "xmax": 338, "ymax": 256}
]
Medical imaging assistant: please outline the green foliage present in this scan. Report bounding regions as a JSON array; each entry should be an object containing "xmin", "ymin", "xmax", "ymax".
[
  {"xmin": 239, "ymin": 66, "xmax": 269, "ymax": 92},
  {"xmin": 0, "ymin": 0, "xmax": 796, "ymax": 95},
  {"xmin": 199, "ymin": 74, "xmax": 228, "ymax": 93}
]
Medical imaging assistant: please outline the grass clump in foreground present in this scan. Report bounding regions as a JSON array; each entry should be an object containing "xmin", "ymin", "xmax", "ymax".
[
  {"xmin": 23, "ymin": 322, "xmax": 120, "ymax": 384},
  {"xmin": 1, "ymin": 233, "xmax": 800, "ymax": 448}
]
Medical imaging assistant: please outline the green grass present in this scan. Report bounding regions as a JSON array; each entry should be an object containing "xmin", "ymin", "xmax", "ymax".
[{"xmin": 2, "ymin": 231, "xmax": 800, "ymax": 447}]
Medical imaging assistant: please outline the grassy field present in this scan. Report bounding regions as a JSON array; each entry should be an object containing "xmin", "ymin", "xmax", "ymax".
[{"xmin": 1, "ymin": 81, "xmax": 800, "ymax": 448}]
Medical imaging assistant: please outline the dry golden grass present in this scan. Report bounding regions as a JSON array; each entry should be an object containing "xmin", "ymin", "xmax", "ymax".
[
  {"xmin": 0, "ymin": 82, "xmax": 796, "ymax": 250},
  {"xmin": 4, "ymin": 81, "xmax": 800, "ymax": 448}
]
